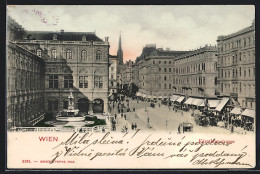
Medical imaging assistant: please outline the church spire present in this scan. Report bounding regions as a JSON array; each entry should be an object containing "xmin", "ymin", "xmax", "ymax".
[{"xmin": 117, "ymin": 32, "xmax": 123, "ymax": 65}]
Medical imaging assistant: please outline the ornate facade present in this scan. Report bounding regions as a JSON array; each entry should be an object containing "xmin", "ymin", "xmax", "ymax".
[
  {"xmin": 7, "ymin": 17, "xmax": 110, "ymax": 128},
  {"xmin": 217, "ymin": 21, "xmax": 255, "ymax": 109}
]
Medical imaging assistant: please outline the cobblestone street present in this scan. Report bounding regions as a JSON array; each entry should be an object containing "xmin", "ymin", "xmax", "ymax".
[{"xmin": 108, "ymin": 98, "xmax": 253, "ymax": 135}]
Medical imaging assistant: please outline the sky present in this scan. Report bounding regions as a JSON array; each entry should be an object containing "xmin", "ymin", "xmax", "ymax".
[{"xmin": 7, "ymin": 5, "xmax": 255, "ymax": 62}]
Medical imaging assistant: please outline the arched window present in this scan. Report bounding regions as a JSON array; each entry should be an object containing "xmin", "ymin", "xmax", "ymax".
[
  {"xmin": 81, "ymin": 50, "xmax": 87, "ymax": 59},
  {"xmin": 66, "ymin": 49, "xmax": 72, "ymax": 59},
  {"xmin": 36, "ymin": 49, "xmax": 42, "ymax": 57},
  {"xmin": 96, "ymin": 50, "xmax": 102, "ymax": 60},
  {"xmin": 51, "ymin": 49, "xmax": 57, "ymax": 59}
]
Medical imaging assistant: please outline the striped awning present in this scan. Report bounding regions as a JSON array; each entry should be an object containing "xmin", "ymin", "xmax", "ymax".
[
  {"xmin": 230, "ymin": 107, "xmax": 242, "ymax": 115},
  {"xmin": 241, "ymin": 109, "xmax": 255, "ymax": 118},
  {"xmin": 215, "ymin": 97, "xmax": 229, "ymax": 112}
]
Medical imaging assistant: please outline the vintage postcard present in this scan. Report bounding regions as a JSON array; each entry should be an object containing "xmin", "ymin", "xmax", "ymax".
[{"xmin": 6, "ymin": 5, "xmax": 255, "ymax": 169}]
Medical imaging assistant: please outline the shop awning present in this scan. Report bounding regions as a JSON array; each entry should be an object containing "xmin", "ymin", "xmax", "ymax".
[
  {"xmin": 230, "ymin": 107, "xmax": 242, "ymax": 115},
  {"xmin": 241, "ymin": 109, "xmax": 255, "ymax": 118},
  {"xmin": 184, "ymin": 98, "xmax": 195, "ymax": 105},
  {"xmin": 208, "ymin": 99, "xmax": 221, "ymax": 108},
  {"xmin": 142, "ymin": 94, "xmax": 147, "ymax": 98},
  {"xmin": 215, "ymin": 97, "xmax": 229, "ymax": 112},
  {"xmin": 158, "ymin": 96, "xmax": 163, "ymax": 99},
  {"xmin": 192, "ymin": 99, "xmax": 204, "ymax": 106},
  {"xmin": 147, "ymin": 95, "xmax": 151, "ymax": 99},
  {"xmin": 152, "ymin": 96, "xmax": 157, "ymax": 99},
  {"xmin": 170, "ymin": 95, "xmax": 180, "ymax": 102},
  {"xmin": 176, "ymin": 96, "xmax": 185, "ymax": 103}
]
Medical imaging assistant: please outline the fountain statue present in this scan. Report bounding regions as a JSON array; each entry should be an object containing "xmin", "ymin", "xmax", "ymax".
[{"xmin": 56, "ymin": 89, "xmax": 85, "ymax": 121}]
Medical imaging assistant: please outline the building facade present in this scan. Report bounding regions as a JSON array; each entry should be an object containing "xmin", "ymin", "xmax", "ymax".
[
  {"xmin": 217, "ymin": 21, "xmax": 255, "ymax": 109},
  {"xmin": 133, "ymin": 44, "xmax": 187, "ymax": 98},
  {"xmin": 7, "ymin": 17, "xmax": 110, "ymax": 129},
  {"xmin": 174, "ymin": 45, "xmax": 218, "ymax": 98},
  {"xmin": 109, "ymin": 55, "xmax": 118, "ymax": 95}
]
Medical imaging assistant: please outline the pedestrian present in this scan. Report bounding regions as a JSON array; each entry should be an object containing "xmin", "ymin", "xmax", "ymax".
[
  {"xmin": 159, "ymin": 103, "xmax": 161, "ymax": 107},
  {"xmin": 133, "ymin": 107, "xmax": 135, "ymax": 112},
  {"xmin": 114, "ymin": 114, "xmax": 117, "ymax": 119},
  {"xmin": 134, "ymin": 123, "xmax": 137, "ymax": 130},
  {"xmin": 231, "ymin": 125, "xmax": 234, "ymax": 133},
  {"xmin": 121, "ymin": 113, "xmax": 123, "ymax": 118},
  {"xmin": 131, "ymin": 123, "xmax": 134, "ymax": 130},
  {"xmin": 178, "ymin": 125, "xmax": 181, "ymax": 134},
  {"xmin": 121, "ymin": 108, "xmax": 123, "ymax": 113},
  {"xmin": 147, "ymin": 117, "xmax": 150, "ymax": 124},
  {"xmin": 182, "ymin": 110, "xmax": 184, "ymax": 116},
  {"xmin": 124, "ymin": 114, "xmax": 127, "ymax": 120}
]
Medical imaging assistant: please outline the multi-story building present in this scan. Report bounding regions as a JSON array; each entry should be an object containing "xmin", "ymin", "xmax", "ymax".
[
  {"xmin": 217, "ymin": 20, "xmax": 255, "ymax": 110},
  {"xmin": 121, "ymin": 60, "xmax": 134, "ymax": 85},
  {"xmin": 174, "ymin": 45, "xmax": 218, "ymax": 98},
  {"xmin": 7, "ymin": 17, "xmax": 45, "ymax": 128},
  {"xmin": 109, "ymin": 55, "xmax": 118, "ymax": 95},
  {"xmin": 133, "ymin": 44, "xmax": 187, "ymax": 99},
  {"xmin": 7, "ymin": 17, "xmax": 110, "ymax": 129}
]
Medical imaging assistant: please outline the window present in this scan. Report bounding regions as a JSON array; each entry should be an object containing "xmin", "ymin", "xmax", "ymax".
[
  {"xmin": 164, "ymin": 61, "xmax": 166, "ymax": 64},
  {"xmin": 64, "ymin": 75, "xmax": 73, "ymax": 89},
  {"xmin": 81, "ymin": 50, "xmax": 87, "ymax": 59},
  {"xmin": 96, "ymin": 50, "xmax": 102, "ymax": 60},
  {"xmin": 214, "ymin": 77, "xmax": 217, "ymax": 85},
  {"xmin": 158, "ymin": 83, "xmax": 161, "ymax": 89},
  {"xmin": 51, "ymin": 49, "xmax": 57, "ymax": 59},
  {"xmin": 36, "ymin": 49, "xmax": 42, "ymax": 57},
  {"xmin": 159, "ymin": 68, "xmax": 161, "ymax": 72},
  {"xmin": 164, "ymin": 83, "xmax": 167, "ymax": 89},
  {"xmin": 169, "ymin": 84, "xmax": 171, "ymax": 89},
  {"xmin": 164, "ymin": 76, "xmax": 167, "ymax": 81},
  {"xmin": 248, "ymin": 69, "xmax": 251, "ymax": 77},
  {"xmin": 164, "ymin": 68, "xmax": 167, "ymax": 73},
  {"xmin": 49, "ymin": 75, "xmax": 58, "ymax": 89},
  {"xmin": 159, "ymin": 61, "xmax": 161, "ymax": 64},
  {"xmin": 153, "ymin": 61, "xmax": 155, "ymax": 64},
  {"xmin": 244, "ymin": 70, "xmax": 246, "ymax": 77},
  {"xmin": 94, "ymin": 76, "xmax": 103, "ymax": 88},
  {"xmin": 240, "ymin": 67, "xmax": 242, "ymax": 76},
  {"xmin": 169, "ymin": 61, "xmax": 171, "ymax": 64},
  {"xmin": 169, "ymin": 68, "xmax": 171, "ymax": 72},
  {"xmin": 79, "ymin": 76, "xmax": 88, "ymax": 88},
  {"xmin": 66, "ymin": 49, "xmax": 72, "ymax": 59}
]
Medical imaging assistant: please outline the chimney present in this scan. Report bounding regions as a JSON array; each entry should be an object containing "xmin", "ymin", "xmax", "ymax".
[{"xmin": 105, "ymin": 37, "xmax": 109, "ymax": 43}]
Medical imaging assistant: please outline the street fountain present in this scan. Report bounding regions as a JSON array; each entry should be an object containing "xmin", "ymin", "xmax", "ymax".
[{"xmin": 56, "ymin": 90, "xmax": 85, "ymax": 122}]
